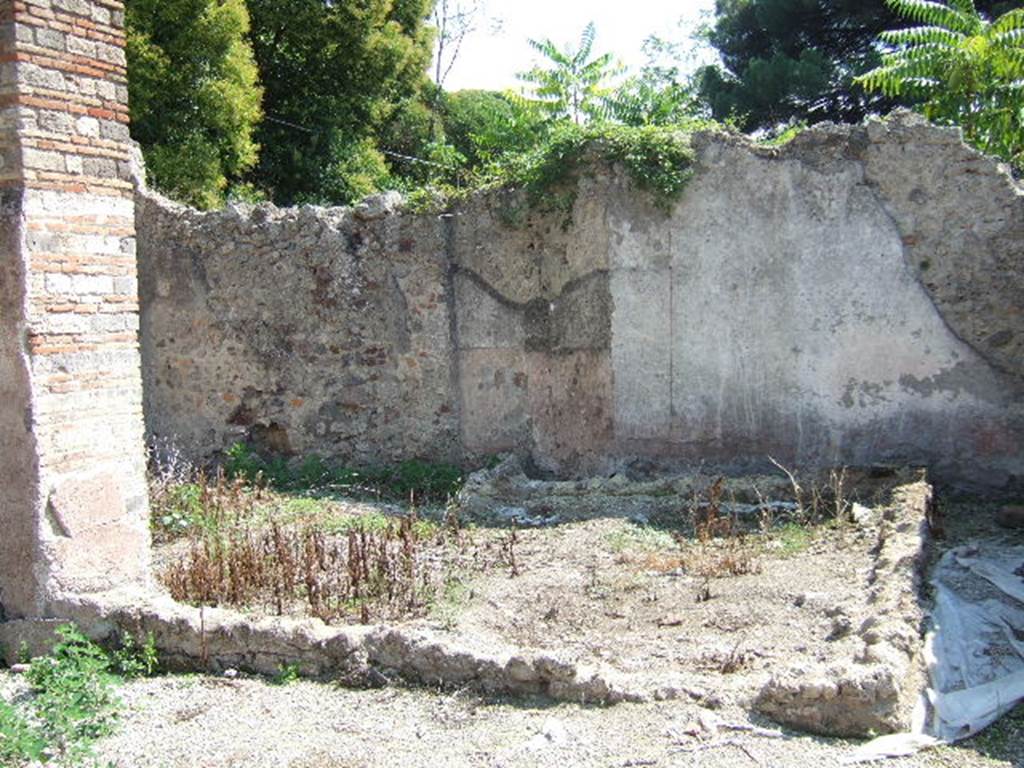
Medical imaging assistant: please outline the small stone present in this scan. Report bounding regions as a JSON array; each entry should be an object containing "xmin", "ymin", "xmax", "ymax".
[
  {"xmin": 542, "ymin": 717, "xmax": 570, "ymax": 745},
  {"xmin": 851, "ymin": 503, "xmax": 874, "ymax": 526},
  {"xmin": 505, "ymin": 656, "xmax": 536, "ymax": 683},
  {"xmin": 697, "ymin": 709, "xmax": 720, "ymax": 737},
  {"xmin": 10, "ymin": 663, "xmax": 30, "ymax": 674},
  {"xmin": 995, "ymin": 505, "xmax": 1024, "ymax": 529},
  {"xmin": 353, "ymin": 191, "xmax": 403, "ymax": 220},
  {"xmin": 826, "ymin": 616, "xmax": 853, "ymax": 641},
  {"xmin": 222, "ymin": 668, "xmax": 239, "ymax": 679}
]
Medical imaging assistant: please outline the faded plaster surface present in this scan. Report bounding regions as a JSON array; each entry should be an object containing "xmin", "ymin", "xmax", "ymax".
[
  {"xmin": 606, "ymin": 118, "xmax": 1023, "ymax": 487},
  {"xmin": 0, "ymin": 184, "xmax": 40, "ymax": 618},
  {"xmin": 137, "ymin": 114, "xmax": 1024, "ymax": 490}
]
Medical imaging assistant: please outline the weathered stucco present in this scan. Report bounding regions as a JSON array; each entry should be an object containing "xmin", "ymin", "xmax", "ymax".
[{"xmin": 137, "ymin": 113, "xmax": 1024, "ymax": 491}]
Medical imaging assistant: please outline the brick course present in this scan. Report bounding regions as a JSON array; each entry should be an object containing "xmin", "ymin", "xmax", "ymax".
[{"xmin": 0, "ymin": 0, "xmax": 149, "ymax": 620}]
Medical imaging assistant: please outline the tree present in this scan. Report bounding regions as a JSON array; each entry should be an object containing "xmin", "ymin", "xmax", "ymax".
[
  {"xmin": 126, "ymin": 0, "xmax": 263, "ymax": 209},
  {"xmin": 697, "ymin": 0, "xmax": 1022, "ymax": 131},
  {"xmin": 438, "ymin": 90, "xmax": 545, "ymax": 167},
  {"xmin": 246, "ymin": 0, "xmax": 435, "ymax": 205},
  {"xmin": 606, "ymin": 35, "xmax": 705, "ymax": 126},
  {"xmin": 432, "ymin": 0, "xmax": 483, "ymax": 89},
  {"xmin": 858, "ymin": 0, "xmax": 1024, "ymax": 167},
  {"xmin": 518, "ymin": 22, "xmax": 620, "ymax": 124}
]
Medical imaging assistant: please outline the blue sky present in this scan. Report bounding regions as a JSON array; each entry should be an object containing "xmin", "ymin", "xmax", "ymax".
[{"xmin": 439, "ymin": 0, "xmax": 719, "ymax": 92}]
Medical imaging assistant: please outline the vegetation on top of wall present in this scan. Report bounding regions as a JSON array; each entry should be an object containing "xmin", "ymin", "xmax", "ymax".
[
  {"xmin": 405, "ymin": 121, "xmax": 717, "ymax": 218},
  {"xmin": 501, "ymin": 122, "xmax": 702, "ymax": 212}
]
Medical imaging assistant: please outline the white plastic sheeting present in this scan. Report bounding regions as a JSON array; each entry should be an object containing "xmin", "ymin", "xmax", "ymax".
[{"xmin": 846, "ymin": 540, "xmax": 1024, "ymax": 763}]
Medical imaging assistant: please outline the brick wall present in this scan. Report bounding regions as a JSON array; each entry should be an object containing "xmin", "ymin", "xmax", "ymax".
[{"xmin": 0, "ymin": 0, "xmax": 149, "ymax": 620}]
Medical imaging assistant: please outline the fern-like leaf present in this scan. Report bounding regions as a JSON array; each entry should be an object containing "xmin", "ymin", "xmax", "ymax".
[
  {"xmin": 885, "ymin": 0, "xmax": 979, "ymax": 34},
  {"xmin": 879, "ymin": 26, "xmax": 964, "ymax": 47},
  {"xmin": 992, "ymin": 8, "xmax": 1024, "ymax": 31}
]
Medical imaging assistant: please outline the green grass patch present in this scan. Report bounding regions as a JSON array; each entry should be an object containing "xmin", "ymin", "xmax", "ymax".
[
  {"xmin": 224, "ymin": 443, "xmax": 465, "ymax": 506},
  {"xmin": 318, "ymin": 510, "xmax": 439, "ymax": 540},
  {"xmin": 606, "ymin": 523, "xmax": 679, "ymax": 554},
  {"xmin": 772, "ymin": 522, "xmax": 814, "ymax": 557}
]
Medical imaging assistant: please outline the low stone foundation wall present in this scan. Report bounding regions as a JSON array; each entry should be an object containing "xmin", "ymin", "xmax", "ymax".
[{"xmin": 754, "ymin": 482, "xmax": 931, "ymax": 736}]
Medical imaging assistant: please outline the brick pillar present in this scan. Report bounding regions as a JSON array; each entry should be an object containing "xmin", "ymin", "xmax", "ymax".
[{"xmin": 0, "ymin": 0, "xmax": 150, "ymax": 620}]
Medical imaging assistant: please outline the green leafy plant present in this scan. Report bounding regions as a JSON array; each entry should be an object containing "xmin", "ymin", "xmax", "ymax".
[
  {"xmin": 518, "ymin": 22, "xmax": 620, "ymax": 124},
  {"xmin": 152, "ymin": 482, "xmax": 204, "ymax": 538},
  {"xmin": 1, "ymin": 625, "xmax": 158, "ymax": 765},
  {"xmin": 224, "ymin": 442, "xmax": 266, "ymax": 484},
  {"xmin": 857, "ymin": 0, "xmax": 1024, "ymax": 167},
  {"xmin": 0, "ymin": 700, "xmax": 46, "ymax": 766},
  {"xmin": 110, "ymin": 632, "xmax": 160, "ymax": 680},
  {"xmin": 20, "ymin": 625, "xmax": 121, "ymax": 766},
  {"xmin": 271, "ymin": 662, "xmax": 301, "ymax": 686},
  {"xmin": 493, "ymin": 122, "xmax": 700, "ymax": 215}
]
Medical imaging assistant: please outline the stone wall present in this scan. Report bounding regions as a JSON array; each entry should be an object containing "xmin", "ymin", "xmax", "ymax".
[
  {"xmin": 137, "ymin": 192, "xmax": 461, "ymax": 467},
  {"xmin": 0, "ymin": 0, "xmax": 150, "ymax": 621},
  {"xmin": 137, "ymin": 114, "xmax": 1024, "ymax": 491}
]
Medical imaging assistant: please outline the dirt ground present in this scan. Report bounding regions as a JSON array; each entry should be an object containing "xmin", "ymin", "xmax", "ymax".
[
  {"xmin": 14, "ymin": 469, "xmax": 1024, "ymax": 767},
  {"xmin": 151, "ymin": 467, "xmax": 905, "ymax": 709}
]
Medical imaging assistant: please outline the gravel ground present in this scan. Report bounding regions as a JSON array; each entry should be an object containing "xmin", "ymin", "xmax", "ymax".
[
  {"xmin": 8, "ymin": 668, "xmax": 1016, "ymax": 768},
  {"xmin": 41, "ymin": 673, "xmax": 1012, "ymax": 768}
]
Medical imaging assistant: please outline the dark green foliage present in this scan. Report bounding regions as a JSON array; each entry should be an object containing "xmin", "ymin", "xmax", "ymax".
[
  {"xmin": 493, "ymin": 122, "xmax": 701, "ymax": 213},
  {"xmin": 697, "ymin": 0, "xmax": 1022, "ymax": 131},
  {"xmin": 126, "ymin": 0, "xmax": 263, "ymax": 209},
  {"xmin": 858, "ymin": 0, "xmax": 1024, "ymax": 167},
  {"xmin": 438, "ymin": 90, "xmax": 546, "ymax": 170},
  {"xmin": 223, "ymin": 443, "xmax": 464, "ymax": 505},
  {"xmin": 245, "ymin": 0, "xmax": 435, "ymax": 205}
]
